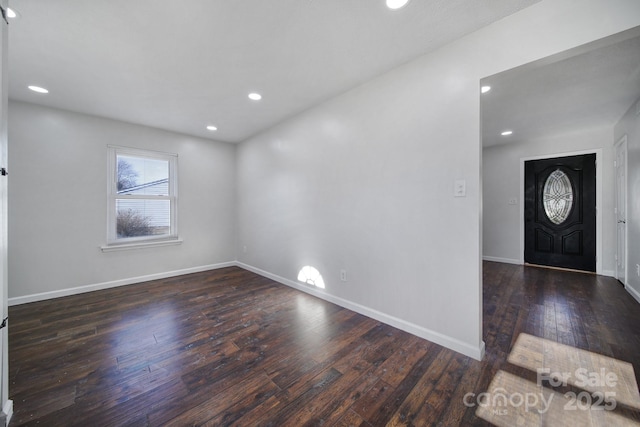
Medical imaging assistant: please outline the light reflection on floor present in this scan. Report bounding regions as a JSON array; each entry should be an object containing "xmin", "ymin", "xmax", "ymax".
[
  {"xmin": 111, "ymin": 301, "xmax": 180, "ymax": 368},
  {"xmin": 295, "ymin": 294, "xmax": 328, "ymax": 328}
]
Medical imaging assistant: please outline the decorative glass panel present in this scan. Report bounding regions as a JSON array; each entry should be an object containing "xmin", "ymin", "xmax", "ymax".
[{"xmin": 543, "ymin": 169, "xmax": 574, "ymax": 225}]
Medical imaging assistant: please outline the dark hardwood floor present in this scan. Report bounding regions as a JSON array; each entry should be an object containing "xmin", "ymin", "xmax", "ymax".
[{"xmin": 7, "ymin": 262, "xmax": 640, "ymax": 426}]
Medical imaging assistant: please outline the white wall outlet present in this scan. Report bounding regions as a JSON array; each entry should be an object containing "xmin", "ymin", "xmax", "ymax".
[
  {"xmin": 636, "ymin": 264, "xmax": 640, "ymax": 277},
  {"xmin": 340, "ymin": 269, "xmax": 347, "ymax": 282},
  {"xmin": 508, "ymin": 198, "xmax": 517, "ymax": 205}
]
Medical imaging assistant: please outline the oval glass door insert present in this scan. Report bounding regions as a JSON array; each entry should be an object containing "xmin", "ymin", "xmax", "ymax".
[{"xmin": 543, "ymin": 169, "xmax": 574, "ymax": 225}]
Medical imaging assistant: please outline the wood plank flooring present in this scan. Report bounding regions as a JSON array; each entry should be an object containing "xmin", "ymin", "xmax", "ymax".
[{"xmin": 7, "ymin": 262, "xmax": 640, "ymax": 426}]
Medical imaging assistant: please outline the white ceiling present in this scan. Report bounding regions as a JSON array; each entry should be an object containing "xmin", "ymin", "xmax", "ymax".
[
  {"xmin": 482, "ymin": 27, "xmax": 640, "ymax": 147},
  {"xmin": 8, "ymin": 0, "xmax": 540, "ymax": 143}
]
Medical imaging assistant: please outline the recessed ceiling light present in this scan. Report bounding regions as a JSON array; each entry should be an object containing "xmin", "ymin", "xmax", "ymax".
[
  {"xmin": 206, "ymin": 125, "xmax": 217, "ymax": 131},
  {"xmin": 28, "ymin": 85, "xmax": 49, "ymax": 94},
  {"xmin": 6, "ymin": 8, "xmax": 17, "ymax": 19},
  {"xmin": 386, "ymin": 0, "xmax": 410, "ymax": 10},
  {"xmin": 481, "ymin": 85, "xmax": 491, "ymax": 94},
  {"xmin": 501, "ymin": 130, "xmax": 513, "ymax": 136},
  {"xmin": 248, "ymin": 92, "xmax": 262, "ymax": 101}
]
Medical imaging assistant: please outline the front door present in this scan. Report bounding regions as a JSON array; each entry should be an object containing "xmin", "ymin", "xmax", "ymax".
[{"xmin": 524, "ymin": 154, "xmax": 596, "ymax": 272}]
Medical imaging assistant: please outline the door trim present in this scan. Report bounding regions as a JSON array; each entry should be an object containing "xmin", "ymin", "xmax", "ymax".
[
  {"xmin": 614, "ymin": 135, "xmax": 628, "ymax": 285},
  {"xmin": 519, "ymin": 149, "xmax": 603, "ymax": 275}
]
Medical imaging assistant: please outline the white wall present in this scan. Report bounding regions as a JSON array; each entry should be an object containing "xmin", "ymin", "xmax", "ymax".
[
  {"xmin": 483, "ymin": 126, "xmax": 616, "ymax": 274},
  {"xmin": 236, "ymin": 0, "xmax": 640, "ymax": 359},
  {"xmin": 8, "ymin": 101, "xmax": 237, "ymax": 302},
  {"xmin": 614, "ymin": 98, "xmax": 640, "ymax": 301}
]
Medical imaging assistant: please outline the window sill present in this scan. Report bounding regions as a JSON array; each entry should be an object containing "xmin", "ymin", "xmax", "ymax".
[{"xmin": 100, "ymin": 238, "xmax": 183, "ymax": 252}]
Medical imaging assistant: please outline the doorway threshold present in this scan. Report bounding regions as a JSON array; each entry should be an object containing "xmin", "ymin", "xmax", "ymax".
[{"xmin": 524, "ymin": 263, "xmax": 596, "ymax": 275}]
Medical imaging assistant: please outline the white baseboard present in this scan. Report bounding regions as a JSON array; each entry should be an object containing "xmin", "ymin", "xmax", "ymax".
[
  {"xmin": 626, "ymin": 284, "xmax": 640, "ymax": 305},
  {"xmin": 236, "ymin": 262, "xmax": 485, "ymax": 361},
  {"xmin": 482, "ymin": 258, "xmax": 617, "ymax": 279},
  {"xmin": 8, "ymin": 262, "xmax": 236, "ymax": 306},
  {"xmin": 482, "ymin": 256, "xmax": 521, "ymax": 265},
  {"xmin": 3, "ymin": 399, "xmax": 12, "ymax": 426},
  {"xmin": 8, "ymin": 260, "xmax": 485, "ymax": 361}
]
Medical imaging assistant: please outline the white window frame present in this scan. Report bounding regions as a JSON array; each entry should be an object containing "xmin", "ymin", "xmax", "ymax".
[{"xmin": 102, "ymin": 145, "xmax": 180, "ymax": 251}]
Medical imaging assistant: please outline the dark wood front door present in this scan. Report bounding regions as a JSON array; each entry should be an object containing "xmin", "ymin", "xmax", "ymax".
[{"xmin": 524, "ymin": 154, "xmax": 596, "ymax": 272}]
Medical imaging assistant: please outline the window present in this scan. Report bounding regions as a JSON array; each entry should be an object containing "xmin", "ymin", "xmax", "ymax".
[{"xmin": 105, "ymin": 146, "xmax": 178, "ymax": 248}]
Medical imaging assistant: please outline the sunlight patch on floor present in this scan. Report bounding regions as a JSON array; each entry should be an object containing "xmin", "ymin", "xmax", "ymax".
[
  {"xmin": 297, "ymin": 265, "xmax": 325, "ymax": 289},
  {"xmin": 474, "ymin": 333, "xmax": 640, "ymax": 426}
]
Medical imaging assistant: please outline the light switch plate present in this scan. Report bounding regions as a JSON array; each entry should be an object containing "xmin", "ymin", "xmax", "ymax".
[{"xmin": 454, "ymin": 179, "xmax": 466, "ymax": 197}]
